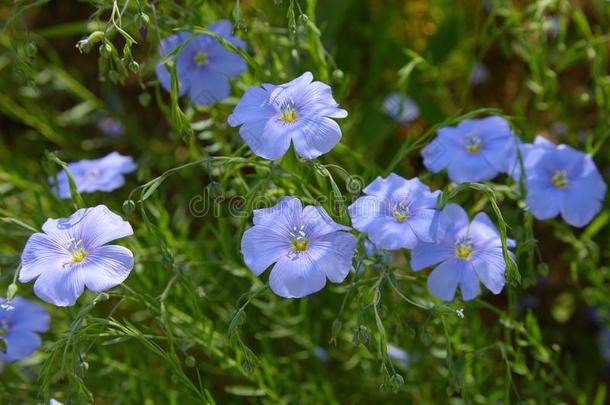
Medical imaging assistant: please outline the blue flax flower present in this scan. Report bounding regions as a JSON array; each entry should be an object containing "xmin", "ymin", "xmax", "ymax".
[
  {"xmin": 0, "ymin": 296, "xmax": 50, "ymax": 362},
  {"xmin": 19, "ymin": 205, "xmax": 134, "ymax": 306},
  {"xmin": 50, "ymin": 152, "xmax": 136, "ymax": 199},
  {"xmin": 228, "ymin": 71, "xmax": 348, "ymax": 160},
  {"xmin": 348, "ymin": 174, "xmax": 441, "ymax": 250},
  {"xmin": 517, "ymin": 136, "xmax": 607, "ymax": 227},
  {"xmin": 421, "ymin": 116, "xmax": 517, "ymax": 183},
  {"xmin": 382, "ymin": 92, "xmax": 419, "ymax": 124},
  {"xmin": 387, "ymin": 344, "xmax": 410, "ymax": 366},
  {"xmin": 156, "ymin": 20, "xmax": 246, "ymax": 105},
  {"xmin": 241, "ymin": 197, "xmax": 357, "ymax": 298},
  {"xmin": 411, "ymin": 203, "xmax": 515, "ymax": 301}
]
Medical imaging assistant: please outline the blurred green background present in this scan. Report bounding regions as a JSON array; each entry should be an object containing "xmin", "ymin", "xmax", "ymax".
[{"xmin": 1, "ymin": 0, "xmax": 609, "ymax": 403}]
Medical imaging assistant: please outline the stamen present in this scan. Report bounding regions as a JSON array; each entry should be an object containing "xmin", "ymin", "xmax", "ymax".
[
  {"xmin": 194, "ymin": 51, "xmax": 208, "ymax": 66},
  {"xmin": 289, "ymin": 224, "xmax": 309, "ymax": 252},
  {"xmin": 455, "ymin": 238, "xmax": 474, "ymax": 260},
  {"xmin": 392, "ymin": 200, "xmax": 410, "ymax": 222},
  {"xmin": 465, "ymin": 133, "xmax": 482, "ymax": 153},
  {"xmin": 551, "ymin": 169, "xmax": 568, "ymax": 188},
  {"xmin": 66, "ymin": 238, "xmax": 88, "ymax": 264}
]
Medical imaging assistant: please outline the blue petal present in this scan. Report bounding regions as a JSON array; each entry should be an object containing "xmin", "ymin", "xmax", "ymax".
[
  {"xmin": 308, "ymin": 231, "xmax": 356, "ymax": 283},
  {"xmin": 459, "ymin": 262, "xmax": 480, "ymax": 301},
  {"xmin": 427, "ymin": 259, "xmax": 462, "ymax": 301},
  {"xmin": 292, "ymin": 116, "xmax": 342, "ymax": 159},
  {"xmin": 228, "ymin": 86, "xmax": 275, "ymax": 127},
  {"xmin": 560, "ymin": 180, "xmax": 603, "ymax": 227},
  {"xmin": 525, "ymin": 179, "xmax": 561, "ymax": 220},
  {"xmin": 269, "ymin": 254, "xmax": 326, "ymax": 298},
  {"xmin": 367, "ymin": 217, "xmax": 418, "ymax": 250},
  {"xmin": 422, "ymin": 138, "xmax": 454, "ymax": 173},
  {"xmin": 252, "ymin": 196, "xmax": 302, "ymax": 227},
  {"xmin": 188, "ymin": 69, "xmax": 231, "ymax": 105},
  {"xmin": 82, "ymin": 245, "xmax": 134, "ymax": 292},
  {"xmin": 447, "ymin": 153, "xmax": 498, "ymax": 183},
  {"xmin": 435, "ymin": 203, "xmax": 469, "ymax": 238},
  {"xmin": 362, "ymin": 173, "xmax": 410, "ymax": 201},
  {"xmin": 241, "ymin": 117, "xmax": 293, "ymax": 160},
  {"xmin": 410, "ymin": 241, "xmax": 453, "ymax": 271},
  {"xmin": 3, "ymin": 296, "xmax": 50, "ymax": 333},
  {"xmin": 156, "ymin": 32, "xmax": 191, "ymax": 95},
  {"xmin": 33, "ymin": 262, "xmax": 85, "ymax": 306},
  {"xmin": 241, "ymin": 225, "xmax": 291, "ymax": 276},
  {"xmin": 2, "ymin": 330, "xmax": 42, "ymax": 362},
  {"xmin": 19, "ymin": 233, "xmax": 66, "ymax": 283},
  {"xmin": 469, "ymin": 212, "xmax": 506, "ymax": 248},
  {"xmin": 407, "ymin": 208, "xmax": 437, "ymax": 243},
  {"xmin": 301, "ymin": 205, "xmax": 350, "ymax": 238},
  {"xmin": 77, "ymin": 205, "xmax": 134, "ymax": 250},
  {"xmin": 472, "ymin": 249, "xmax": 506, "ymax": 294},
  {"xmin": 348, "ymin": 195, "xmax": 387, "ymax": 232}
]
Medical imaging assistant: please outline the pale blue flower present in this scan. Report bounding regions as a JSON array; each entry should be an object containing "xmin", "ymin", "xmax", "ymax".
[
  {"xmin": 387, "ymin": 344, "xmax": 410, "ymax": 366},
  {"xmin": 348, "ymin": 174, "xmax": 441, "ymax": 250},
  {"xmin": 421, "ymin": 116, "xmax": 518, "ymax": 183},
  {"xmin": 0, "ymin": 296, "xmax": 50, "ymax": 362},
  {"xmin": 228, "ymin": 72, "xmax": 348, "ymax": 160},
  {"xmin": 241, "ymin": 197, "xmax": 356, "ymax": 298},
  {"xmin": 518, "ymin": 136, "xmax": 607, "ymax": 227},
  {"xmin": 156, "ymin": 20, "xmax": 246, "ymax": 105},
  {"xmin": 19, "ymin": 205, "xmax": 134, "ymax": 306},
  {"xmin": 50, "ymin": 152, "xmax": 136, "ymax": 199},
  {"xmin": 411, "ymin": 203, "xmax": 515, "ymax": 301},
  {"xmin": 382, "ymin": 92, "xmax": 419, "ymax": 124}
]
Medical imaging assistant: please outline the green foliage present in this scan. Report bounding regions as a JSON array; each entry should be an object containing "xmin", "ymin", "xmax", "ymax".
[{"xmin": 0, "ymin": 0, "xmax": 609, "ymax": 403}]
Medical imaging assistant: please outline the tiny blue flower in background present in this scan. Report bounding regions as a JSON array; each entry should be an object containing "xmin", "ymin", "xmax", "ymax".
[
  {"xmin": 50, "ymin": 152, "xmax": 136, "ymax": 199},
  {"xmin": 421, "ymin": 116, "xmax": 518, "ymax": 183},
  {"xmin": 517, "ymin": 136, "xmax": 607, "ymax": 227},
  {"xmin": 313, "ymin": 346, "xmax": 330, "ymax": 362},
  {"xmin": 0, "ymin": 296, "xmax": 50, "ymax": 362},
  {"xmin": 599, "ymin": 328, "xmax": 610, "ymax": 363},
  {"xmin": 241, "ymin": 196, "xmax": 356, "ymax": 298},
  {"xmin": 348, "ymin": 174, "xmax": 441, "ymax": 250},
  {"xmin": 19, "ymin": 205, "xmax": 134, "ymax": 307},
  {"xmin": 469, "ymin": 63, "xmax": 490, "ymax": 86},
  {"xmin": 411, "ymin": 203, "xmax": 515, "ymax": 301},
  {"xmin": 228, "ymin": 71, "xmax": 348, "ymax": 160},
  {"xmin": 387, "ymin": 344, "xmax": 410, "ymax": 367},
  {"xmin": 156, "ymin": 20, "xmax": 246, "ymax": 105},
  {"xmin": 50, "ymin": 400, "xmax": 65, "ymax": 405},
  {"xmin": 382, "ymin": 92, "xmax": 419, "ymax": 124},
  {"xmin": 97, "ymin": 117, "xmax": 124, "ymax": 137}
]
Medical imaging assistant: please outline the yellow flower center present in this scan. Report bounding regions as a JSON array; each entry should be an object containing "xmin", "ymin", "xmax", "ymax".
[
  {"xmin": 455, "ymin": 239, "xmax": 473, "ymax": 260},
  {"xmin": 194, "ymin": 51, "xmax": 208, "ymax": 66},
  {"xmin": 291, "ymin": 238, "xmax": 309, "ymax": 252},
  {"xmin": 465, "ymin": 134, "xmax": 482, "ymax": 153},
  {"xmin": 392, "ymin": 200, "xmax": 410, "ymax": 222},
  {"xmin": 70, "ymin": 247, "xmax": 88, "ymax": 263},
  {"xmin": 280, "ymin": 107, "xmax": 298, "ymax": 123},
  {"xmin": 551, "ymin": 169, "xmax": 568, "ymax": 188}
]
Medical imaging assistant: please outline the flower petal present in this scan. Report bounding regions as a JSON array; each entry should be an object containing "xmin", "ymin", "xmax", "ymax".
[
  {"xmin": 407, "ymin": 208, "xmax": 437, "ymax": 243},
  {"xmin": 427, "ymin": 259, "xmax": 462, "ymax": 301},
  {"xmin": 82, "ymin": 245, "xmax": 134, "ymax": 292},
  {"xmin": 241, "ymin": 225, "xmax": 291, "ymax": 276},
  {"xmin": 367, "ymin": 217, "xmax": 418, "ymax": 250},
  {"xmin": 227, "ymin": 86, "xmax": 275, "ymax": 127},
  {"xmin": 459, "ymin": 262, "xmax": 480, "ymax": 301},
  {"xmin": 348, "ymin": 195, "xmax": 387, "ymax": 232},
  {"xmin": 308, "ymin": 231, "xmax": 356, "ymax": 283},
  {"xmin": 525, "ymin": 180, "xmax": 561, "ymax": 220},
  {"xmin": 2, "ymin": 330, "xmax": 42, "ymax": 362},
  {"xmin": 410, "ymin": 241, "xmax": 453, "ymax": 271},
  {"xmin": 33, "ymin": 264, "xmax": 85, "ymax": 307},
  {"xmin": 241, "ymin": 117, "xmax": 292, "ymax": 160},
  {"xmin": 4, "ymin": 296, "xmax": 50, "ymax": 333},
  {"xmin": 302, "ymin": 205, "xmax": 350, "ymax": 238},
  {"xmin": 79, "ymin": 205, "xmax": 133, "ymax": 249},
  {"xmin": 292, "ymin": 116, "xmax": 342, "ymax": 160},
  {"xmin": 188, "ymin": 69, "xmax": 231, "ymax": 105},
  {"xmin": 472, "ymin": 249, "xmax": 506, "ymax": 295},
  {"xmin": 269, "ymin": 254, "xmax": 326, "ymax": 298},
  {"xmin": 19, "ymin": 233, "xmax": 67, "ymax": 283}
]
